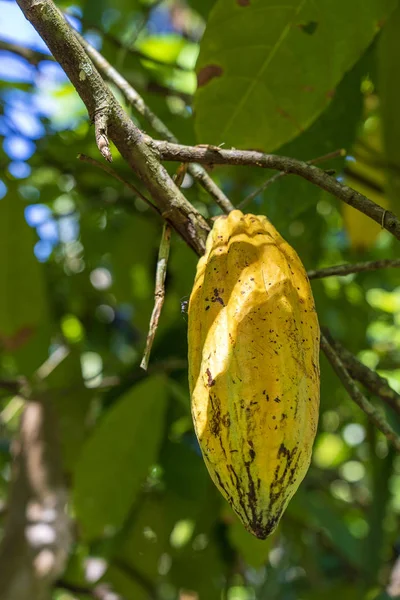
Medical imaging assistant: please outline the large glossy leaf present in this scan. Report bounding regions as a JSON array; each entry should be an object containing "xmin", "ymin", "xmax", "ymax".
[
  {"xmin": 0, "ymin": 187, "xmax": 51, "ymax": 373},
  {"xmin": 257, "ymin": 51, "xmax": 365, "ymax": 232},
  {"xmin": 194, "ymin": 0, "xmax": 396, "ymax": 150},
  {"xmin": 73, "ymin": 376, "xmax": 167, "ymax": 539}
]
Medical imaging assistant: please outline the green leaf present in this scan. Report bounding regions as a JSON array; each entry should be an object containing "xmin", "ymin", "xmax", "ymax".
[
  {"xmin": 364, "ymin": 447, "xmax": 395, "ymax": 587},
  {"xmin": 161, "ymin": 440, "xmax": 213, "ymax": 504},
  {"xmin": 379, "ymin": 1, "xmax": 400, "ymax": 214},
  {"xmin": 257, "ymin": 51, "xmax": 365, "ymax": 228},
  {"xmin": 227, "ymin": 509, "xmax": 272, "ymax": 567},
  {"xmin": 194, "ymin": 0, "xmax": 396, "ymax": 150},
  {"xmin": 82, "ymin": 0, "xmax": 141, "ymax": 32},
  {"xmin": 288, "ymin": 490, "xmax": 364, "ymax": 570},
  {"xmin": 118, "ymin": 487, "xmax": 224, "ymax": 600},
  {"xmin": 168, "ymin": 532, "xmax": 225, "ymax": 600},
  {"xmin": 44, "ymin": 350, "xmax": 92, "ymax": 470},
  {"xmin": 109, "ymin": 214, "xmax": 158, "ymax": 331},
  {"xmin": 136, "ymin": 35, "xmax": 188, "ymax": 66},
  {"xmin": 0, "ymin": 188, "xmax": 51, "ymax": 373},
  {"xmin": 103, "ymin": 564, "xmax": 151, "ymax": 600},
  {"xmin": 301, "ymin": 585, "xmax": 375, "ymax": 600},
  {"xmin": 73, "ymin": 376, "xmax": 167, "ymax": 539},
  {"xmin": 189, "ymin": 0, "xmax": 216, "ymax": 18}
]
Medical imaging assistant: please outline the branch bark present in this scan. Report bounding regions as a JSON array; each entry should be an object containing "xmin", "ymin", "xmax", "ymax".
[
  {"xmin": 57, "ymin": 580, "xmax": 126, "ymax": 600},
  {"xmin": 307, "ymin": 258, "xmax": 400, "ymax": 280},
  {"xmin": 74, "ymin": 30, "xmax": 235, "ymax": 214},
  {"xmin": 0, "ymin": 397, "xmax": 71, "ymax": 600},
  {"xmin": 140, "ymin": 223, "xmax": 171, "ymax": 371},
  {"xmin": 320, "ymin": 332, "xmax": 400, "ymax": 452},
  {"xmin": 147, "ymin": 140, "xmax": 400, "ymax": 242},
  {"xmin": 16, "ymin": 0, "xmax": 210, "ymax": 256},
  {"xmin": 323, "ymin": 331, "xmax": 400, "ymax": 417},
  {"xmin": 238, "ymin": 148, "xmax": 345, "ymax": 210}
]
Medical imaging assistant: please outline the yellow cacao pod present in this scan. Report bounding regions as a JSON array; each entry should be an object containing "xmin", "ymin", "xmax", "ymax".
[{"xmin": 188, "ymin": 210, "xmax": 320, "ymax": 539}]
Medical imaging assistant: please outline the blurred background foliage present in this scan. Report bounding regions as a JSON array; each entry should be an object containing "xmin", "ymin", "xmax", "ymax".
[{"xmin": 1, "ymin": 0, "xmax": 400, "ymax": 598}]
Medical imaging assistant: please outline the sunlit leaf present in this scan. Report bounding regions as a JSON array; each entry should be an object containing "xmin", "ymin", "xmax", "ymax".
[{"xmin": 195, "ymin": 0, "xmax": 396, "ymax": 150}]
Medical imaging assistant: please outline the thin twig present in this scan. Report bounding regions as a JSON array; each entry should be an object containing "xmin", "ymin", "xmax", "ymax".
[
  {"xmin": 0, "ymin": 378, "xmax": 26, "ymax": 394},
  {"xmin": 323, "ymin": 330, "xmax": 400, "ymax": 417},
  {"xmin": 147, "ymin": 140, "xmax": 400, "ymax": 242},
  {"xmin": 140, "ymin": 223, "xmax": 171, "ymax": 370},
  {"xmin": 307, "ymin": 258, "xmax": 400, "ymax": 280},
  {"xmin": 74, "ymin": 31, "xmax": 235, "ymax": 214},
  {"xmin": 321, "ymin": 332, "xmax": 400, "ymax": 453},
  {"xmin": 65, "ymin": 9, "xmax": 191, "ymax": 72},
  {"xmin": 0, "ymin": 39, "xmax": 53, "ymax": 65},
  {"xmin": 147, "ymin": 80, "xmax": 192, "ymax": 103},
  {"xmin": 77, "ymin": 153, "xmax": 160, "ymax": 215},
  {"xmin": 238, "ymin": 148, "xmax": 346, "ymax": 210},
  {"xmin": 113, "ymin": 558, "xmax": 157, "ymax": 599},
  {"xmin": 140, "ymin": 164, "xmax": 188, "ymax": 370},
  {"xmin": 57, "ymin": 580, "xmax": 125, "ymax": 599},
  {"xmin": 238, "ymin": 171, "xmax": 285, "ymax": 210}
]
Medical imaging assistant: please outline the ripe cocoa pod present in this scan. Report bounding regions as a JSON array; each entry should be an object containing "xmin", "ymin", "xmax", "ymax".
[{"xmin": 188, "ymin": 210, "xmax": 320, "ymax": 539}]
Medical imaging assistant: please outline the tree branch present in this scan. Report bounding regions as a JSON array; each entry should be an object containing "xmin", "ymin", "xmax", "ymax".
[
  {"xmin": 0, "ymin": 378, "xmax": 27, "ymax": 395},
  {"xmin": 146, "ymin": 140, "xmax": 400, "ymax": 242},
  {"xmin": 16, "ymin": 0, "xmax": 210, "ymax": 256},
  {"xmin": 323, "ymin": 331, "xmax": 400, "ymax": 417},
  {"xmin": 74, "ymin": 30, "xmax": 235, "ymax": 214},
  {"xmin": 66, "ymin": 9, "xmax": 191, "ymax": 72},
  {"xmin": 320, "ymin": 332, "xmax": 400, "ymax": 453},
  {"xmin": 57, "ymin": 580, "xmax": 125, "ymax": 600},
  {"xmin": 0, "ymin": 397, "xmax": 71, "ymax": 600},
  {"xmin": 140, "ymin": 223, "xmax": 171, "ymax": 371},
  {"xmin": 0, "ymin": 39, "xmax": 53, "ymax": 65},
  {"xmin": 238, "ymin": 148, "xmax": 345, "ymax": 210},
  {"xmin": 307, "ymin": 258, "xmax": 400, "ymax": 280},
  {"xmin": 112, "ymin": 558, "xmax": 157, "ymax": 600}
]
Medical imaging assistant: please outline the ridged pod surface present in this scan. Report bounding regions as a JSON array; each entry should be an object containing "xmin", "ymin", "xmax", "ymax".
[{"xmin": 188, "ymin": 210, "xmax": 320, "ymax": 539}]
